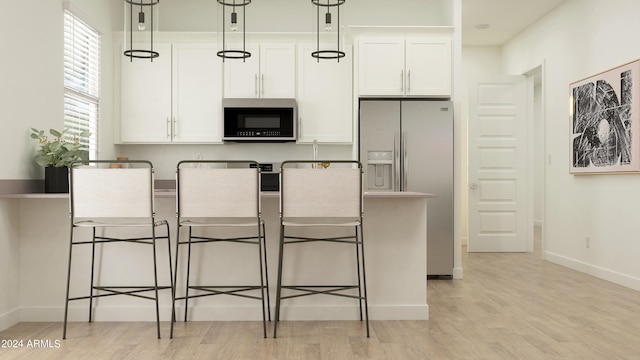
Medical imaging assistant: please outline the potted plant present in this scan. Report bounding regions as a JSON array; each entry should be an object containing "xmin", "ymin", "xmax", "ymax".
[{"xmin": 30, "ymin": 127, "xmax": 90, "ymax": 193}]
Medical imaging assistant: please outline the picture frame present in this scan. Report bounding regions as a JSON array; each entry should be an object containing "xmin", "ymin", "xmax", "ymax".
[{"xmin": 570, "ymin": 60, "xmax": 640, "ymax": 174}]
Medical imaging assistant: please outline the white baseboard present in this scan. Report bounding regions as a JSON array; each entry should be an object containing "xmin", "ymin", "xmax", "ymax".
[
  {"xmin": 452, "ymin": 267, "xmax": 464, "ymax": 280},
  {"xmin": 544, "ymin": 251, "xmax": 640, "ymax": 291},
  {"xmin": 17, "ymin": 304, "xmax": 429, "ymax": 323},
  {"xmin": 0, "ymin": 308, "xmax": 20, "ymax": 332}
]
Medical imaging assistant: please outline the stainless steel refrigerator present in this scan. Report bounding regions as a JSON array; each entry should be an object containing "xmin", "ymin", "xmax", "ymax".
[{"xmin": 359, "ymin": 99, "xmax": 453, "ymax": 277}]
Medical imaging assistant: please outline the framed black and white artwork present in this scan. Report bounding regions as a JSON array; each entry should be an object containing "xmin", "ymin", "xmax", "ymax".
[{"xmin": 570, "ymin": 60, "xmax": 640, "ymax": 174}]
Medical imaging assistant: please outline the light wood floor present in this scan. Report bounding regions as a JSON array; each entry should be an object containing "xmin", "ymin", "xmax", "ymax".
[{"xmin": 2, "ymin": 227, "xmax": 640, "ymax": 359}]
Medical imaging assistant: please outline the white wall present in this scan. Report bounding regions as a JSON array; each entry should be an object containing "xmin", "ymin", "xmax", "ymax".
[
  {"xmin": 502, "ymin": 0, "xmax": 640, "ymax": 290},
  {"xmin": 0, "ymin": 1, "xmax": 64, "ymax": 180}
]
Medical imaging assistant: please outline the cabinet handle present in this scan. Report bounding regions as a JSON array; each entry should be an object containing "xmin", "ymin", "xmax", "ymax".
[
  {"xmin": 173, "ymin": 117, "xmax": 178, "ymax": 138},
  {"xmin": 394, "ymin": 132, "xmax": 400, "ymax": 191},
  {"xmin": 261, "ymin": 73, "xmax": 265, "ymax": 97},
  {"xmin": 400, "ymin": 70, "xmax": 404, "ymax": 92},
  {"xmin": 407, "ymin": 70, "xmax": 411, "ymax": 92},
  {"xmin": 166, "ymin": 118, "xmax": 171, "ymax": 139},
  {"xmin": 254, "ymin": 74, "xmax": 258, "ymax": 96},
  {"xmin": 403, "ymin": 131, "xmax": 408, "ymax": 190}
]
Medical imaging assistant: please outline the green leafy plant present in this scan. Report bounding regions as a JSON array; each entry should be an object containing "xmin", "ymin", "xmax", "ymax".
[{"xmin": 30, "ymin": 128, "xmax": 90, "ymax": 168}]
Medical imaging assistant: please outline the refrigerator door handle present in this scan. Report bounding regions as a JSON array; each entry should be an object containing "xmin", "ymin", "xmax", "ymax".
[
  {"xmin": 403, "ymin": 131, "xmax": 408, "ymax": 190},
  {"xmin": 394, "ymin": 131, "xmax": 401, "ymax": 191}
]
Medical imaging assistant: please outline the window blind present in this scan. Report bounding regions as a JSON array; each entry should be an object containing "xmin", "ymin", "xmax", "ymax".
[{"xmin": 63, "ymin": 9, "xmax": 100, "ymax": 160}]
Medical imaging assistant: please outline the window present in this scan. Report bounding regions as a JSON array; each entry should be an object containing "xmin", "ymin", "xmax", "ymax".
[{"xmin": 63, "ymin": 9, "xmax": 100, "ymax": 160}]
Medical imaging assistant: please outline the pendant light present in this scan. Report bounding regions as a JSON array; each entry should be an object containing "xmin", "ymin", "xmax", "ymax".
[
  {"xmin": 312, "ymin": 0, "xmax": 345, "ymax": 61},
  {"xmin": 123, "ymin": 0, "xmax": 159, "ymax": 61},
  {"xmin": 217, "ymin": 0, "xmax": 251, "ymax": 61}
]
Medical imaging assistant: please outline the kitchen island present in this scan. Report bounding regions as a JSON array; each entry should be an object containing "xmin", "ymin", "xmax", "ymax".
[{"xmin": 0, "ymin": 191, "xmax": 431, "ymax": 330}]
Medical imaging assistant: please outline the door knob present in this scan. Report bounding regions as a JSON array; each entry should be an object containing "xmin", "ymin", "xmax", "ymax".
[{"xmin": 469, "ymin": 182, "xmax": 478, "ymax": 189}]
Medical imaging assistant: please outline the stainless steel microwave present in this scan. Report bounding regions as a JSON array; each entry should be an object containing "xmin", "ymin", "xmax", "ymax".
[{"xmin": 222, "ymin": 98, "xmax": 297, "ymax": 142}]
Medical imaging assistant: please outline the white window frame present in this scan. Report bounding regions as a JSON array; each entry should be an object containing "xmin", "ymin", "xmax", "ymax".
[{"xmin": 63, "ymin": 9, "xmax": 100, "ymax": 160}]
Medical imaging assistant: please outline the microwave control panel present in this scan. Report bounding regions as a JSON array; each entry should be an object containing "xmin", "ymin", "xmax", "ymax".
[{"xmin": 234, "ymin": 131, "xmax": 283, "ymax": 137}]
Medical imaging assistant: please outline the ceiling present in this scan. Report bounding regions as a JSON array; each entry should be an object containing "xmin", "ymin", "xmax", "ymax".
[
  {"xmin": 462, "ymin": 0, "xmax": 567, "ymax": 46},
  {"xmin": 110, "ymin": 0, "xmax": 568, "ymax": 47}
]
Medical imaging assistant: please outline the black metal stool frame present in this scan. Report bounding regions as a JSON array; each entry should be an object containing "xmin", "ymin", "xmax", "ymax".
[
  {"xmin": 170, "ymin": 160, "xmax": 270, "ymax": 338},
  {"xmin": 63, "ymin": 160, "xmax": 174, "ymax": 340},
  {"xmin": 273, "ymin": 160, "xmax": 369, "ymax": 338}
]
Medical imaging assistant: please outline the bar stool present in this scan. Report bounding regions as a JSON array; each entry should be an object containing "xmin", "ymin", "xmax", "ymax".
[
  {"xmin": 170, "ymin": 160, "xmax": 270, "ymax": 338},
  {"xmin": 273, "ymin": 160, "xmax": 369, "ymax": 338},
  {"xmin": 63, "ymin": 160, "xmax": 173, "ymax": 339}
]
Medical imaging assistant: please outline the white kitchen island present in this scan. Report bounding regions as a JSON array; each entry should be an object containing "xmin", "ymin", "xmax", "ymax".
[{"xmin": 0, "ymin": 191, "xmax": 431, "ymax": 329}]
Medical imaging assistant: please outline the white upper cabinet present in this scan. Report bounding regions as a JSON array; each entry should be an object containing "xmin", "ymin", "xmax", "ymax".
[
  {"xmin": 224, "ymin": 43, "xmax": 296, "ymax": 98},
  {"xmin": 404, "ymin": 37, "xmax": 452, "ymax": 96},
  {"xmin": 297, "ymin": 43, "xmax": 353, "ymax": 143},
  {"xmin": 358, "ymin": 35, "xmax": 452, "ymax": 97},
  {"xmin": 172, "ymin": 43, "xmax": 222, "ymax": 142},
  {"xmin": 358, "ymin": 38, "xmax": 405, "ymax": 96},
  {"xmin": 120, "ymin": 42, "xmax": 222, "ymax": 143},
  {"xmin": 121, "ymin": 42, "xmax": 173, "ymax": 142}
]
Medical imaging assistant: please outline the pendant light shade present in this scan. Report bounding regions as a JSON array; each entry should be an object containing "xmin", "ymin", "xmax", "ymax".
[
  {"xmin": 217, "ymin": 0, "xmax": 251, "ymax": 61},
  {"xmin": 123, "ymin": 0, "xmax": 159, "ymax": 61},
  {"xmin": 312, "ymin": 0, "xmax": 345, "ymax": 61}
]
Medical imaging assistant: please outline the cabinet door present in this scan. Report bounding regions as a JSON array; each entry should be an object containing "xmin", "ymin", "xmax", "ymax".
[
  {"xmin": 223, "ymin": 45, "xmax": 260, "ymax": 98},
  {"xmin": 358, "ymin": 38, "xmax": 404, "ymax": 96},
  {"xmin": 297, "ymin": 44, "xmax": 352, "ymax": 143},
  {"xmin": 172, "ymin": 43, "xmax": 223, "ymax": 143},
  {"xmin": 260, "ymin": 43, "xmax": 296, "ymax": 98},
  {"xmin": 121, "ymin": 42, "xmax": 172, "ymax": 142},
  {"xmin": 405, "ymin": 37, "xmax": 452, "ymax": 96}
]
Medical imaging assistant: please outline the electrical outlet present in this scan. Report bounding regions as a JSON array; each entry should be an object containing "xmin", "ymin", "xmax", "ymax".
[{"xmin": 586, "ymin": 236, "xmax": 590, "ymax": 248}]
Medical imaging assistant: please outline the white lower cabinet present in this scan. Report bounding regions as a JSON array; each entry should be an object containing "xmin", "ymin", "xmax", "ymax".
[
  {"xmin": 296, "ymin": 43, "xmax": 353, "ymax": 143},
  {"xmin": 120, "ymin": 42, "xmax": 222, "ymax": 143}
]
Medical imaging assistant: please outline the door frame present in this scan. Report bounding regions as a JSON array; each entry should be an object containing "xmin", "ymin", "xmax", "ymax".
[{"xmin": 523, "ymin": 62, "xmax": 546, "ymax": 256}]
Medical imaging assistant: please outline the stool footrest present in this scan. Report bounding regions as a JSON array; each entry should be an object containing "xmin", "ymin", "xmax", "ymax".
[
  {"xmin": 179, "ymin": 285, "xmax": 266, "ymax": 301},
  {"xmin": 68, "ymin": 285, "xmax": 172, "ymax": 302},
  {"xmin": 279, "ymin": 285, "xmax": 363, "ymax": 300}
]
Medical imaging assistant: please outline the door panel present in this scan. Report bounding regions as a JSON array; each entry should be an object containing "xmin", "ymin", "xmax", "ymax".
[
  {"xmin": 359, "ymin": 100, "xmax": 400, "ymax": 191},
  {"xmin": 468, "ymin": 76, "xmax": 530, "ymax": 252},
  {"xmin": 402, "ymin": 101, "xmax": 454, "ymax": 275}
]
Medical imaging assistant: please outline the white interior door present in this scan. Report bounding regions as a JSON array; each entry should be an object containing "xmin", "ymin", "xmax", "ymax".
[{"xmin": 468, "ymin": 75, "xmax": 531, "ymax": 252}]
